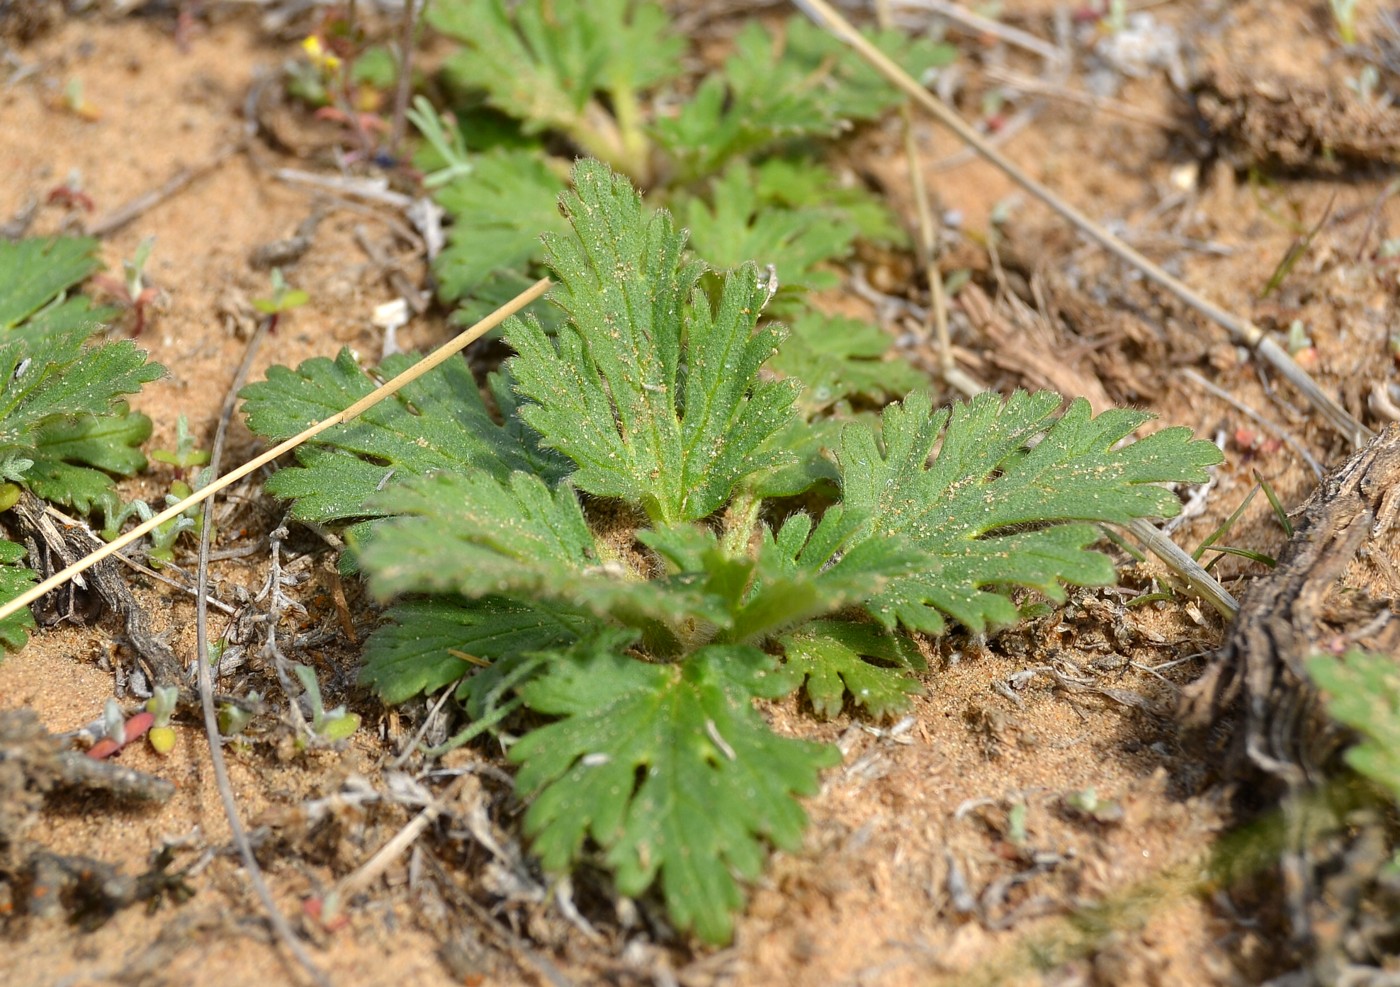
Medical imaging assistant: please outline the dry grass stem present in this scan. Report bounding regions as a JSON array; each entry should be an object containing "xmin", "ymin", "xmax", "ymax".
[
  {"xmin": 192, "ymin": 318, "xmax": 332, "ymax": 987},
  {"xmin": 875, "ymin": 0, "xmax": 983, "ymax": 399},
  {"xmin": 793, "ymin": 0, "xmax": 1372, "ymax": 448},
  {"xmin": 0, "ymin": 277, "xmax": 552, "ymax": 625}
]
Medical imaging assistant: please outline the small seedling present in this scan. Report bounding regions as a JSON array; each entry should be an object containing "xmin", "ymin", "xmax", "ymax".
[
  {"xmin": 92, "ymin": 236, "xmax": 161, "ymax": 335},
  {"xmin": 250, "ymin": 268, "xmax": 309, "ymax": 334},
  {"xmin": 45, "ymin": 178, "xmax": 95, "ymax": 214},
  {"xmin": 406, "ymin": 96, "xmax": 472, "ymax": 189},
  {"xmin": 1330, "ymin": 0, "xmax": 1361, "ymax": 45},
  {"xmin": 1192, "ymin": 483, "xmax": 1277, "ymax": 572},
  {"xmin": 292, "ymin": 664, "xmax": 360, "ymax": 746},
  {"xmin": 87, "ymin": 698, "xmax": 154, "ymax": 760},
  {"xmin": 151, "ymin": 415, "xmax": 212, "ymax": 471},
  {"xmin": 104, "ymin": 413, "xmax": 210, "ymax": 569},
  {"xmin": 218, "ymin": 690, "xmax": 260, "ymax": 738},
  {"xmin": 1065, "ymin": 787, "xmax": 1125, "ymax": 825},
  {"xmin": 60, "ymin": 78, "xmax": 100, "ymax": 121},
  {"xmin": 145, "ymin": 685, "xmax": 179, "ymax": 755}
]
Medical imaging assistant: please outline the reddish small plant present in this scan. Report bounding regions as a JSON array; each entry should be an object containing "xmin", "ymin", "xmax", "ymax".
[
  {"xmin": 45, "ymin": 184, "xmax": 95, "ymax": 213},
  {"xmin": 87, "ymin": 710, "xmax": 154, "ymax": 760},
  {"xmin": 91, "ymin": 236, "xmax": 160, "ymax": 335}
]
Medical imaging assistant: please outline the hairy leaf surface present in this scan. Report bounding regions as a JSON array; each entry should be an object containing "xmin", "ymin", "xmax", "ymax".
[
  {"xmin": 682, "ymin": 161, "xmax": 878, "ymax": 306},
  {"xmin": 652, "ymin": 19, "xmax": 955, "ymax": 180},
  {"xmin": 360, "ymin": 597, "xmax": 598, "ymax": 704},
  {"xmin": 240, "ymin": 350, "xmax": 564, "ymax": 540},
  {"xmin": 510, "ymin": 636, "xmax": 838, "ymax": 944},
  {"xmin": 432, "ymin": 148, "xmax": 568, "ymax": 320},
  {"xmin": 834, "ymin": 390, "xmax": 1224, "ymax": 634},
  {"xmin": 431, "ymin": 0, "xmax": 681, "ymax": 171},
  {"xmin": 770, "ymin": 312, "xmax": 928, "ymax": 413},
  {"xmin": 779, "ymin": 619, "xmax": 924, "ymax": 719},
  {"xmin": 0, "ymin": 241, "xmax": 163, "ymax": 647},
  {"xmin": 26, "ymin": 401, "xmax": 154, "ymax": 519},
  {"xmin": 507, "ymin": 160, "xmax": 799, "ymax": 524},
  {"xmin": 0, "ymin": 237, "xmax": 107, "ymax": 333},
  {"xmin": 1308, "ymin": 649, "xmax": 1400, "ymax": 804},
  {"xmin": 0, "ymin": 540, "xmax": 37, "ymax": 651}
]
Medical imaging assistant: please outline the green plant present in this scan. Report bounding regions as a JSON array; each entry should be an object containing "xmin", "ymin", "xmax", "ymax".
[
  {"xmin": 91, "ymin": 235, "xmax": 161, "ymax": 335},
  {"xmin": 241, "ymin": 161, "xmax": 1222, "ymax": 942},
  {"xmin": 1330, "ymin": 0, "xmax": 1361, "ymax": 45},
  {"xmin": 417, "ymin": 0, "xmax": 953, "ymax": 395},
  {"xmin": 1308, "ymin": 649, "xmax": 1400, "ymax": 802},
  {"xmin": 0, "ymin": 237, "xmax": 164, "ymax": 646},
  {"xmin": 250, "ymin": 268, "xmax": 310, "ymax": 319},
  {"xmin": 291, "ymin": 664, "xmax": 361, "ymax": 745},
  {"xmin": 100, "ymin": 416, "xmax": 212, "ymax": 568},
  {"xmin": 145, "ymin": 685, "xmax": 179, "ymax": 755}
]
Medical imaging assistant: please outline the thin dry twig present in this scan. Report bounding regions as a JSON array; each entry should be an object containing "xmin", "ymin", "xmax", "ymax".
[
  {"xmin": 191, "ymin": 319, "xmax": 331, "ymax": 987},
  {"xmin": 792, "ymin": 0, "xmax": 1372, "ymax": 449},
  {"xmin": 1182, "ymin": 368, "xmax": 1325, "ymax": 480},
  {"xmin": 324, "ymin": 772, "xmax": 471, "ymax": 912},
  {"xmin": 36, "ymin": 502, "xmax": 237, "ymax": 615},
  {"xmin": 1126, "ymin": 517, "xmax": 1238, "ymax": 619},
  {"xmin": 874, "ymin": 0, "xmax": 982, "ymax": 399},
  {"xmin": 389, "ymin": 0, "xmax": 421, "ymax": 155},
  {"xmin": 0, "ymin": 277, "xmax": 552, "ymax": 626},
  {"xmin": 894, "ymin": 0, "xmax": 1065, "ymax": 66},
  {"xmin": 982, "ymin": 65, "xmax": 1184, "ymax": 132}
]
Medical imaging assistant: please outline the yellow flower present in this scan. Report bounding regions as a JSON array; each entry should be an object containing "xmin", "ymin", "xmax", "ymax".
[{"xmin": 302, "ymin": 35, "xmax": 342, "ymax": 73}]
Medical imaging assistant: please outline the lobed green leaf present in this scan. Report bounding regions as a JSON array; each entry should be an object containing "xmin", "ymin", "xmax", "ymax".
[
  {"xmin": 508, "ymin": 160, "xmax": 799, "ymax": 524},
  {"xmin": 0, "ymin": 539, "xmax": 37, "ymax": 651},
  {"xmin": 510, "ymin": 635, "xmax": 839, "ymax": 943},
  {"xmin": 432, "ymin": 148, "xmax": 569, "ymax": 318},
  {"xmin": 1308, "ymin": 649, "xmax": 1400, "ymax": 804},
  {"xmin": 770, "ymin": 312, "xmax": 928, "ymax": 413},
  {"xmin": 834, "ymin": 390, "xmax": 1224, "ymax": 634},
  {"xmin": 239, "ymin": 349, "xmax": 565, "ymax": 542},
  {"xmin": 0, "ymin": 237, "xmax": 106, "ymax": 332},
  {"xmin": 652, "ymin": 19, "xmax": 955, "ymax": 180},
  {"xmin": 360, "ymin": 597, "xmax": 598, "ymax": 703},
  {"xmin": 779, "ymin": 619, "xmax": 924, "ymax": 719},
  {"xmin": 431, "ymin": 0, "xmax": 682, "ymax": 170}
]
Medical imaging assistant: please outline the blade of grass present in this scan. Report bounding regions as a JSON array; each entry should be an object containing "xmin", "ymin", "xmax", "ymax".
[
  {"xmin": 1193, "ymin": 483, "xmax": 1260, "ymax": 561},
  {"xmin": 1255, "ymin": 469, "xmax": 1295, "ymax": 537},
  {"xmin": 0, "ymin": 277, "xmax": 553, "ymax": 626},
  {"xmin": 1201, "ymin": 545, "xmax": 1277, "ymax": 569}
]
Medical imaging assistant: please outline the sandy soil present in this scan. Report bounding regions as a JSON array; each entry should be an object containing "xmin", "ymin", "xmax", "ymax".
[{"xmin": 2, "ymin": 2, "xmax": 1397, "ymax": 985}]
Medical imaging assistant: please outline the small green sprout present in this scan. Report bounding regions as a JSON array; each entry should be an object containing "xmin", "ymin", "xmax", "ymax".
[
  {"xmin": 90, "ymin": 235, "xmax": 161, "ymax": 334},
  {"xmin": 251, "ymin": 268, "xmax": 310, "ymax": 317},
  {"xmin": 0, "ymin": 454, "xmax": 32, "ymax": 513},
  {"xmin": 102, "ymin": 487, "xmax": 204, "ymax": 569},
  {"xmin": 408, "ymin": 95, "xmax": 473, "ymax": 189},
  {"xmin": 1007, "ymin": 801, "xmax": 1030, "ymax": 847},
  {"xmin": 151, "ymin": 415, "xmax": 212, "ymax": 470},
  {"xmin": 1347, "ymin": 64, "xmax": 1381, "ymax": 103},
  {"xmin": 146, "ymin": 685, "xmax": 179, "ymax": 755},
  {"xmin": 62, "ymin": 78, "xmax": 100, "ymax": 121},
  {"xmin": 1330, "ymin": 0, "xmax": 1361, "ymax": 45},
  {"xmin": 292, "ymin": 664, "xmax": 360, "ymax": 745},
  {"xmin": 218, "ymin": 689, "xmax": 259, "ymax": 738},
  {"xmin": 1285, "ymin": 320, "xmax": 1313, "ymax": 356},
  {"xmin": 1065, "ymin": 787, "xmax": 1124, "ymax": 825}
]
